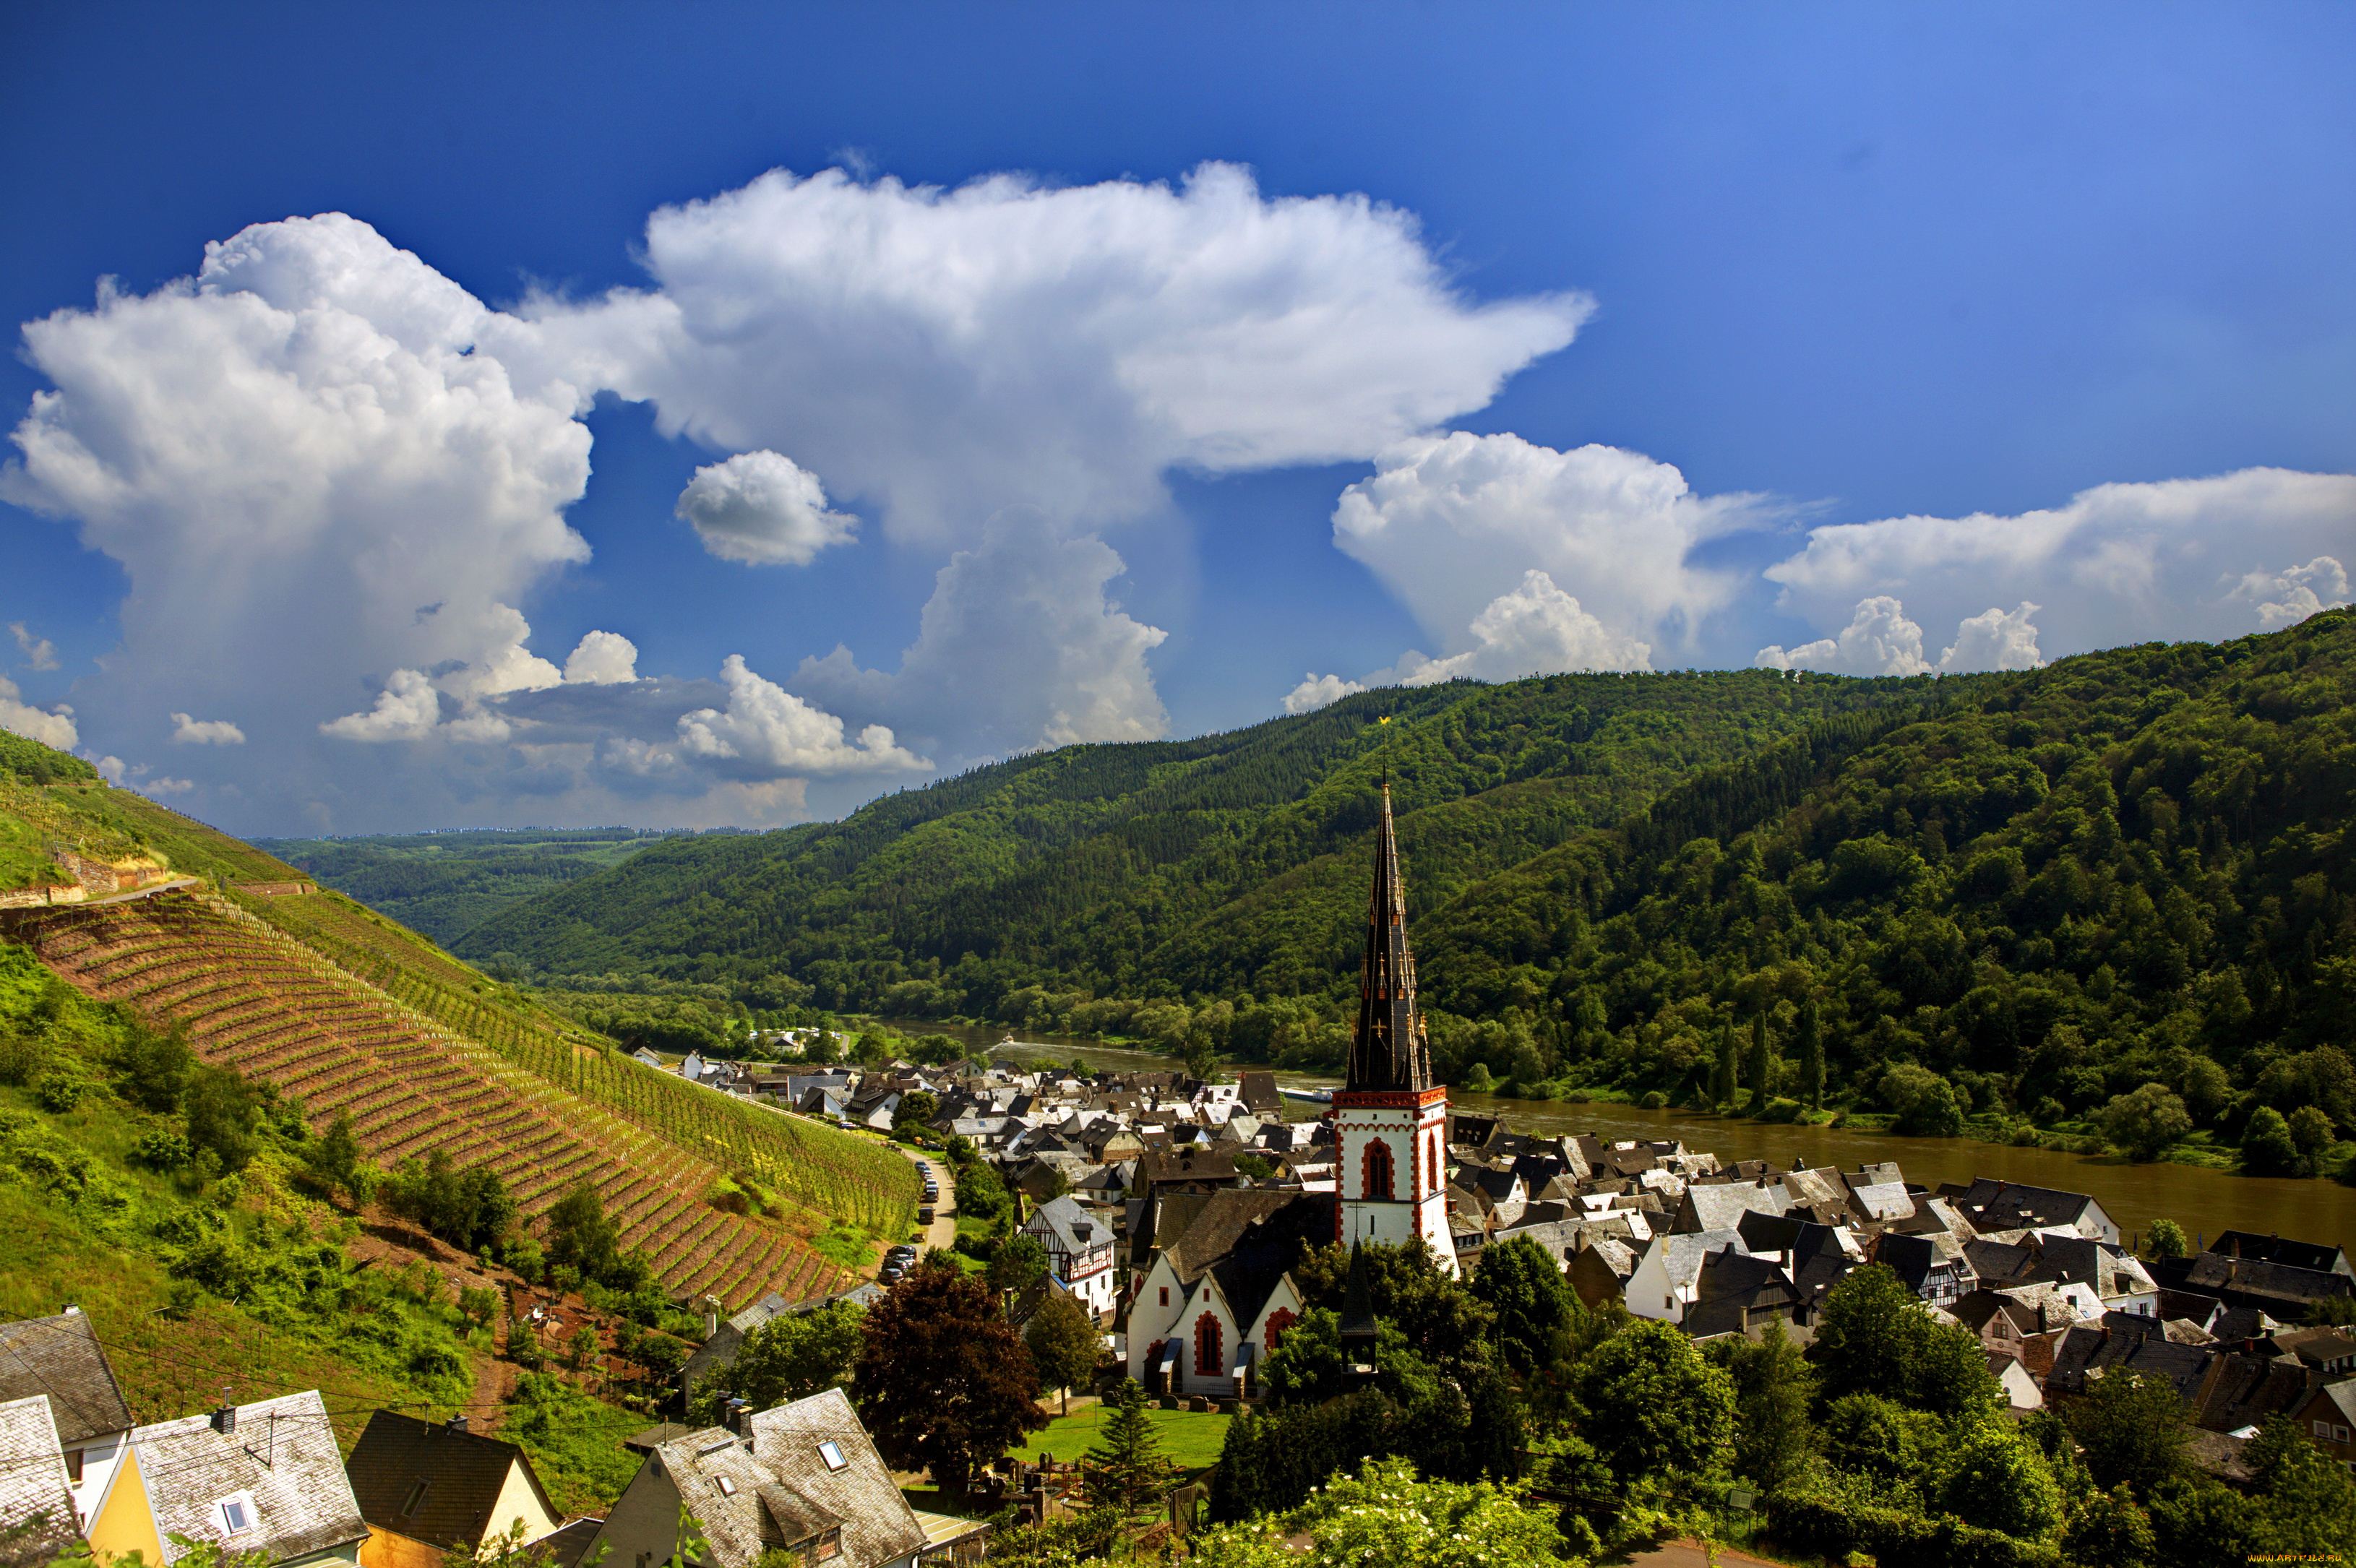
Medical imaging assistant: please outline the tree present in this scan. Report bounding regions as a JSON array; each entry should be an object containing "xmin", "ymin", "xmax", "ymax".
[
  {"xmin": 545, "ymin": 1182, "xmax": 622, "ymax": 1284},
  {"xmin": 1747, "ymin": 1015, "xmax": 1773, "ymax": 1113},
  {"xmin": 1819, "ymin": 1392, "xmax": 1938, "ymax": 1481},
  {"xmin": 1023, "ymin": 1293, "xmax": 1101, "ymax": 1415},
  {"xmin": 300, "ymin": 1111, "xmax": 370, "ymax": 1205},
  {"xmin": 1706, "ymin": 1319, "xmax": 1814, "ymax": 1492},
  {"xmin": 1932, "ymin": 1418, "xmax": 2065, "ymax": 1538},
  {"xmin": 988, "ymin": 1233, "xmax": 1048, "ymax": 1297},
  {"xmin": 1568, "ymin": 1317, "xmax": 1734, "ymax": 1486},
  {"xmin": 2065, "ymin": 1484, "xmax": 2159, "ymax": 1568},
  {"xmin": 1810, "ymin": 1264, "xmax": 2000, "ymax": 1418},
  {"xmin": 1800, "ymin": 1000, "xmax": 1825, "ymax": 1111},
  {"xmin": 1469, "ymin": 1233, "xmax": 1578, "ymax": 1382},
  {"xmin": 689, "ymin": 1301, "xmax": 864, "ymax": 1421},
  {"xmin": 851, "ymin": 1257, "xmax": 1047, "ymax": 1495},
  {"xmin": 113, "ymin": 1021, "xmax": 193, "ymax": 1113},
  {"xmin": 2069, "ymin": 1369, "xmax": 2192, "ymax": 1498},
  {"xmin": 2240, "ymin": 1106, "xmax": 2302, "ymax": 1176},
  {"xmin": 1081, "ymin": 1380, "xmax": 1177, "ymax": 1516},
  {"xmin": 2097, "ymin": 1082, "xmax": 2194, "ymax": 1161},
  {"xmin": 2245, "ymin": 1413, "xmax": 2356, "ymax": 1558},
  {"xmin": 1196, "ymin": 1456, "xmax": 1568, "ymax": 1568},
  {"xmin": 893, "ymin": 1089, "xmax": 939, "ymax": 1132},
  {"xmin": 458, "ymin": 1285, "xmax": 499, "ymax": 1332},
  {"xmin": 184, "ymin": 1063, "xmax": 262, "ymax": 1172},
  {"xmin": 2286, "ymin": 1105, "xmax": 2336, "ymax": 1168},
  {"xmin": 2144, "ymin": 1218, "xmax": 2190, "ymax": 1261},
  {"xmin": 567, "ymin": 1322, "xmax": 599, "ymax": 1372},
  {"xmin": 1182, "ymin": 1037, "xmax": 1223, "ymax": 1084},
  {"xmin": 1714, "ymin": 1022, "xmax": 1738, "ymax": 1108}
]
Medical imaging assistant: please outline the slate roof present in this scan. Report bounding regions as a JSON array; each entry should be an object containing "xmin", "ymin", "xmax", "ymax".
[
  {"xmin": 133, "ymin": 1390, "xmax": 369, "ymax": 1566},
  {"xmin": 0, "ymin": 1311, "xmax": 135, "ymax": 1445},
  {"xmin": 2045, "ymin": 1326, "xmax": 2215, "ymax": 1403},
  {"xmin": 1644, "ymin": 1230, "xmax": 1748, "ymax": 1296},
  {"xmin": 747, "ymin": 1390, "xmax": 926, "ymax": 1568},
  {"xmin": 1026, "ymin": 1196, "xmax": 1110, "ymax": 1256},
  {"xmin": 1678, "ymin": 1184, "xmax": 1792, "ymax": 1234},
  {"xmin": 539, "ymin": 1518, "xmax": 603, "ymax": 1568},
  {"xmin": 2210, "ymin": 1232, "xmax": 2349, "ymax": 1276},
  {"xmin": 2195, "ymin": 1350, "xmax": 2321, "ymax": 1435},
  {"xmin": 1187, "ymin": 1194, "xmax": 1334, "ymax": 1330},
  {"xmin": 345, "ymin": 1411, "xmax": 557, "ymax": 1550},
  {"xmin": 1163, "ymin": 1190, "xmax": 1329, "ymax": 1283},
  {"xmin": 0, "ymin": 1395, "xmax": 79, "ymax": 1561},
  {"xmin": 2166, "ymin": 1252, "xmax": 2355, "ymax": 1310},
  {"xmin": 1948, "ymin": 1179, "xmax": 2103, "ymax": 1235}
]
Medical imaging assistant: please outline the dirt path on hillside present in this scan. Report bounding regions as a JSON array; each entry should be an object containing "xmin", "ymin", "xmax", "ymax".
[{"xmin": 890, "ymin": 1145, "xmax": 956, "ymax": 1252}]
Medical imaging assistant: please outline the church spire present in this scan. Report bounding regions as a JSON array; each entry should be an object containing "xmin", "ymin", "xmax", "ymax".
[{"xmin": 1346, "ymin": 776, "xmax": 1433, "ymax": 1093}]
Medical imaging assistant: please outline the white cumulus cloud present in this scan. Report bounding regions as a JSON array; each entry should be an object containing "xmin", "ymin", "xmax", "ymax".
[
  {"xmin": 1763, "ymin": 468, "xmax": 2356, "ymax": 658},
  {"xmin": 9, "ymin": 623, "xmax": 59, "ymax": 672},
  {"xmin": 676, "ymin": 655, "xmax": 927, "ymax": 776},
  {"xmin": 563, "ymin": 630, "xmax": 640, "ymax": 685},
  {"xmin": 1395, "ymin": 569, "xmax": 1653, "ymax": 684},
  {"xmin": 2233, "ymin": 556, "xmax": 2350, "ymax": 629},
  {"xmin": 320, "ymin": 669, "xmax": 442, "ymax": 742},
  {"xmin": 1940, "ymin": 601, "xmax": 2047, "ymax": 671},
  {"xmin": 0, "ymin": 213, "xmax": 592, "ymax": 810},
  {"xmin": 674, "ymin": 449, "xmax": 858, "ymax": 566},
  {"xmin": 1755, "ymin": 596, "xmax": 1930, "ymax": 676},
  {"xmin": 0, "ymin": 676, "xmax": 77, "ymax": 750},
  {"xmin": 170, "ymin": 712, "xmax": 246, "ymax": 745},
  {"xmin": 528, "ymin": 162, "xmax": 1588, "ymax": 547},
  {"xmin": 1757, "ymin": 595, "xmax": 2051, "ymax": 676},
  {"xmin": 1283, "ymin": 673, "xmax": 1365, "ymax": 715},
  {"xmin": 1332, "ymin": 433, "xmax": 1766, "ymax": 663}
]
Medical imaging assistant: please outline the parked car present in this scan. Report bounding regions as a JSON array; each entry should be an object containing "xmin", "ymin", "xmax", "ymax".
[{"xmin": 918, "ymin": 1205, "xmax": 936, "ymax": 1224}]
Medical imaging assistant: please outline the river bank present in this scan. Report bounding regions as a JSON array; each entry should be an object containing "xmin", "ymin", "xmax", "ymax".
[{"xmin": 873, "ymin": 1015, "xmax": 2356, "ymax": 1252}]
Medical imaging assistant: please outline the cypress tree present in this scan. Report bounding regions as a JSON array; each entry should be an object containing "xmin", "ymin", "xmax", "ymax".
[
  {"xmin": 1714, "ymin": 1023, "xmax": 1738, "ymax": 1109},
  {"xmin": 1747, "ymin": 1015, "xmax": 1773, "ymax": 1115},
  {"xmin": 1800, "ymin": 1000, "xmax": 1825, "ymax": 1111}
]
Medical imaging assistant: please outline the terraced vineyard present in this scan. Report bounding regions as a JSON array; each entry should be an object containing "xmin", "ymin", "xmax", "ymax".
[{"xmin": 10, "ymin": 887, "xmax": 914, "ymax": 1308}]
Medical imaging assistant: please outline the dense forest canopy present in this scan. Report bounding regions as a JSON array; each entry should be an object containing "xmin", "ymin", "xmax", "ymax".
[{"xmin": 452, "ymin": 668, "xmax": 1965, "ymax": 1015}]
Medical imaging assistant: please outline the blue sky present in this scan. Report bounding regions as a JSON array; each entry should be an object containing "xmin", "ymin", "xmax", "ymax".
[{"xmin": 2, "ymin": 2, "xmax": 2350, "ymax": 833}]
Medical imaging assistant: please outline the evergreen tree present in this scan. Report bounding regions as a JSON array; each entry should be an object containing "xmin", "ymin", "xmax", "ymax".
[
  {"xmin": 1714, "ymin": 1023, "xmax": 1737, "ymax": 1109},
  {"xmin": 1800, "ymin": 1000, "xmax": 1825, "ymax": 1111},
  {"xmin": 1746, "ymin": 1015, "xmax": 1773, "ymax": 1113},
  {"xmin": 1082, "ymin": 1380, "xmax": 1178, "ymax": 1517}
]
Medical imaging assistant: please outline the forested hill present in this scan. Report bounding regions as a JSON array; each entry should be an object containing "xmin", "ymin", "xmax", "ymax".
[
  {"xmin": 455, "ymin": 667, "xmax": 1987, "ymax": 1025},
  {"xmin": 1410, "ymin": 608, "xmax": 2356, "ymax": 1142}
]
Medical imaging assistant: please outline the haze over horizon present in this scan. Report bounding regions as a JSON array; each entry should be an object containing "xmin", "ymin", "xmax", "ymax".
[{"xmin": 2, "ymin": 3, "xmax": 2350, "ymax": 836}]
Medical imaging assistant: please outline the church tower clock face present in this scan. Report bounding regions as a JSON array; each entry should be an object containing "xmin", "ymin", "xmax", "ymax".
[{"xmin": 1332, "ymin": 777, "xmax": 1458, "ymax": 1272}]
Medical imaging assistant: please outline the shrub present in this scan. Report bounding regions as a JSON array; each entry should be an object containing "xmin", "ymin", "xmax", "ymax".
[
  {"xmin": 135, "ymin": 1128, "xmax": 192, "ymax": 1171},
  {"xmin": 1638, "ymin": 1090, "xmax": 1669, "ymax": 1109},
  {"xmin": 33, "ymin": 1073, "xmax": 83, "ymax": 1113}
]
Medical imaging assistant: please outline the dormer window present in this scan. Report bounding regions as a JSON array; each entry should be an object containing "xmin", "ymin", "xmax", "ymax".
[{"xmin": 817, "ymin": 1440, "xmax": 847, "ymax": 1473}]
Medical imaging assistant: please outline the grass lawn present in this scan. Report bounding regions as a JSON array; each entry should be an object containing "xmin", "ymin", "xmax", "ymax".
[{"xmin": 1002, "ymin": 1403, "xmax": 1233, "ymax": 1475}]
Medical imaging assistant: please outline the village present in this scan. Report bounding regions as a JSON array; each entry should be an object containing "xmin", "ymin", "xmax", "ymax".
[{"xmin": 4, "ymin": 789, "xmax": 2352, "ymax": 1568}]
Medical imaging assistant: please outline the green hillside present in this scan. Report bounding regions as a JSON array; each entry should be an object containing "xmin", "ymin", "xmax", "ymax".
[
  {"xmin": 1409, "ymin": 607, "xmax": 2356, "ymax": 1153},
  {"xmin": 250, "ymin": 827, "xmax": 697, "ymax": 947},
  {"xmin": 452, "ymin": 670, "xmax": 1977, "ymax": 1036},
  {"xmin": 451, "ymin": 611, "xmax": 2356, "ymax": 1161},
  {"xmin": 0, "ymin": 759, "xmax": 916, "ymax": 1314}
]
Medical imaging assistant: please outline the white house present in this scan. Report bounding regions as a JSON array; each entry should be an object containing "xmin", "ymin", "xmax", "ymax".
[
  {"xmin": 1625, "ymin": 1230, "xmax": 1750, "ymax": 1324},
  {"xmin": 1020, "ymin": 1197, "xmax": 1119, "ymax": 1320}
]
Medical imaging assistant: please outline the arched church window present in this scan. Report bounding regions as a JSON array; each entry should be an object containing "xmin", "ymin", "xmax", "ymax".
[
  {"xmin": 1364, "ymin": 1140, "xmax": 1394, "ymax": 1200},
  {"xmin": 1195, "ymin": 1313, "xmax": 1224, "ymax": 1376}
]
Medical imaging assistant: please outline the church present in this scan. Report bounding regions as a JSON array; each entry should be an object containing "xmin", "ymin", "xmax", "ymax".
[{"xmin": 1121, "ymin": 780, "xmax": 1457, "ymax": 1398}]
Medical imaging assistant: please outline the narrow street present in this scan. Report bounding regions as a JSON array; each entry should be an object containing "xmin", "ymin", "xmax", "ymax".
[{"xmin": 888, "ymin": 1142, "xmax": 958, "ymax": 1252}]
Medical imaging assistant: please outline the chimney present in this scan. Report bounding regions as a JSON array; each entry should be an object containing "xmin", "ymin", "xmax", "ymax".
[
  {"xmin": 446, "ymin": 1416, "xmax": 468, "ymax": 1435},
  {"xmin": 210, "ymin": 1403, "xmax": 237, "ymax": 1436},
  {"xmin": 705, "ymin": 1296, "xmax": 722, "ymax": 1340},
  {"xmin": 726, "ymin": 1398, "xmax": 750, "ymax": 1437}
]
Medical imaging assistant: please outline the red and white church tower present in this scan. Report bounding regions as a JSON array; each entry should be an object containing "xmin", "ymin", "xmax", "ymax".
[{"xmin": 1331, "ymin": 780, "xmax": 1458, "ymax": 1274}]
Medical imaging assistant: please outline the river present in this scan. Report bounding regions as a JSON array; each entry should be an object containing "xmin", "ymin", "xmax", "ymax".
[{"xmin": 878, "ymin": 1017, "xmax": 2356, "ymax": 1252}]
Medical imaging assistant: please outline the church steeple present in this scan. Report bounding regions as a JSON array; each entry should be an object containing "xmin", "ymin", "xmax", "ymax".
[{"xmin": 1346, "ymin": 777, "xmax": 1434, "ymax": 1093}]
